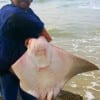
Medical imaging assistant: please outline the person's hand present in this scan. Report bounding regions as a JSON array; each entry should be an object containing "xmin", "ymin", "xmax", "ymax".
[
  {"xmin": 25, "ymin": 38, "xmax": 31, "ymax": 48},
  {"xmin": 9, "ymin": 67, "xmax": 15, "ymax": 74}
]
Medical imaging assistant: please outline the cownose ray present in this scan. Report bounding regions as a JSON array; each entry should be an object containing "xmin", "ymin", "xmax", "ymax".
[{"xmin": 11, "ymin": 36, "xmax": 99, "ymax": 100}]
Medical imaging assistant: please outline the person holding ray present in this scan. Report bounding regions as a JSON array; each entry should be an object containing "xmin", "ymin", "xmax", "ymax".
[{"xmin": 0, "ymin": 0, "xmax": 52, "ymax": 100}]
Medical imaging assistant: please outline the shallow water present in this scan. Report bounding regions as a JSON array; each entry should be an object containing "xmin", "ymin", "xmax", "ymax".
[{"xmin": 0, "ymin": 0, "xmax": 100, "ymax": 99}]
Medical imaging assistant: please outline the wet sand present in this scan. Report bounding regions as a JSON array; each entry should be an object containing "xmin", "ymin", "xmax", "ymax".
[{"xmin": 55, "ymin": 90, "xmax": 83, "ymax": 100}]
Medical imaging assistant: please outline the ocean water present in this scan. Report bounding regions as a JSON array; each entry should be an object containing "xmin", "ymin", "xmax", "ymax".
[{"xmin": 0, "ymin": 0, "xmax": 100, "ymax": 100}]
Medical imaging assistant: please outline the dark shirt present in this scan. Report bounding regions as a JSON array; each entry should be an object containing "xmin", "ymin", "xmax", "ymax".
[
  {"xmin": 0, "ymin": 4, "xmax": 44, "ymax": 73},
  {"xmin": 0, "ymin": 4, "xmax": 44, "ymax": 41}
]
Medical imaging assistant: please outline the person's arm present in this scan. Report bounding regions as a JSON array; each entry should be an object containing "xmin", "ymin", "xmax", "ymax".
[
  {"xmin": 28, "ymin": 9, "xmax": 52, "ymax": 42},
  {"xmin": 25, "ymin": 28, "xmax": 52, "ymax": 47},
  {"xmin": 40, "ymin": 28, "xmax": 52, "ymax": 42}
]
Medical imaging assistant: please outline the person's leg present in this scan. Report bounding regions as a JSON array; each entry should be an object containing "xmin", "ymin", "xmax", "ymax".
[
  {"xmin": 0, "ymin": 72, "xmax": 19, "ymax": 100},
  {"xmin": 19, "ymin": 88, "xmax": 37, "ymax": 100}
]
